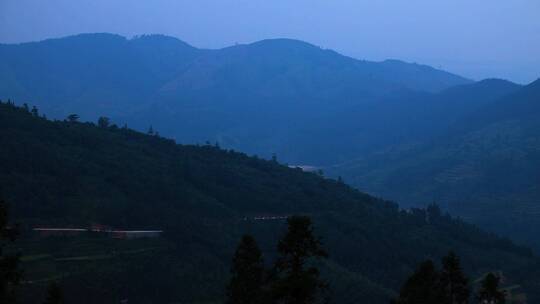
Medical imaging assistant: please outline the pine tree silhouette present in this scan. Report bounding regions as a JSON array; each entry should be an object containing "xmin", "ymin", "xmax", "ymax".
[
  {"xmin": 440, "ymin": 252, "xmax": 470, "ymax": 304},
  {"xmin": 476, "ymin": 273, "xmax": 505, "ymax": 304},
  {"xmin": 392, "ymin": 259, "xmax": 443, "ymax": 304},
  {"xmin": 226, "ymin": 235, "xmax": 265, "ymax": 304},
  {"xmin": 271, "ymin": 216, "xmax": 328, "ymax": 304}
]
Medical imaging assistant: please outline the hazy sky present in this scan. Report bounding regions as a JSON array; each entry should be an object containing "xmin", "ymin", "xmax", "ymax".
[{"xmin": 1, "ymin": 0, "xmax": 539, "ymax": 83}]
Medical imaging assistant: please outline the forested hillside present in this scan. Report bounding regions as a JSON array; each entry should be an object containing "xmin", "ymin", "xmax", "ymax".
[
  {"xmin": 1, "ymin": 101, "xmax": 539, "ymax": 303},
  {"xmin": 331, "ymin": 79, "xmax": 540, "ymax": 250}
]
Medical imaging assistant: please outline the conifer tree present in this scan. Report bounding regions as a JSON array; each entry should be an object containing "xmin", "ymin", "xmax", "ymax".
[
  {"xmin": 440, "ymin": 252, "xmax": 470, "ymax": 304},
  {"xmin": 226, "ymin": 235, "xmax": 265, "ymax": 304},
  {"xmin": 392, "ymin": 260, "xmax": 443, "ymax": 304},
  {"xmin": 31, "ymin": 106, "xmax": 39, "ymax": 117},
  {"xmin": 476, "ymin": 273, "xmax": 505, "ymax": 304},
  {"xmin": 271, "ymin": 216, "xmax": 328, "ymax": 304},
  {"xmin": 97, "ymin": 116, "xmax": 110, "ymax": 128}
]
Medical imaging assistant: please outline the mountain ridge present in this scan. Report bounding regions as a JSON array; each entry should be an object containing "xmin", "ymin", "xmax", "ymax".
[{"xmin": 0, "ymin": 33, "xmax": 471, "ymax": 115}]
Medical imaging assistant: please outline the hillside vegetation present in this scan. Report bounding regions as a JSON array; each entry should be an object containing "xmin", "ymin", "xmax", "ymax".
[
  {"xmin": 331, "ymin": 79, "xmax": 540, "ymax": 250},
  {"xmin": 1, "ymin": 101, "xmax": 539, "ymax": 303}
]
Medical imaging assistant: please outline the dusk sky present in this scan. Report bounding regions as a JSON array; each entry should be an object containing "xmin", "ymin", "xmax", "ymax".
[{"xmin": 1, "ymin": 0, "xmax": 538, "ymax": 83}]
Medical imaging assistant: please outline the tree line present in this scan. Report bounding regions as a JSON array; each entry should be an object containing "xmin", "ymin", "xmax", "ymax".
[
  {"xmin": 0, "ymin": 199, "xmax": 513, "ymax": 304},
  {"xmin": 391, "ymin": 252, "xmax": 505, "ymax": 304},
  {"xmin": 226, "ymin": 216, "xmax": 328, "ymax": 304},
  {"xmin": 226, "ymin": 216, "xmax": 507, "ymax": 304}
]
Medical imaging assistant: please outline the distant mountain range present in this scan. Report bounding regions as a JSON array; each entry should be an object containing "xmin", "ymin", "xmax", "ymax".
[
  {"xmin": 0, "ymin": 33, "xmax": 470, "ymax": 150},
  {"xmin": 1, "ymin": 33, "xmax": 539, "ymax": 252},
  {"xmin": 0, "ymin": 33, "xmax": 474, "ymax": 170}
]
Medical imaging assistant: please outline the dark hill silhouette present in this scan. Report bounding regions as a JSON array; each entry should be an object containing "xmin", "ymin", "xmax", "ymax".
[{"xmin": 1, "ymin": 101, "xmax": 539, "ymax": 304}]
